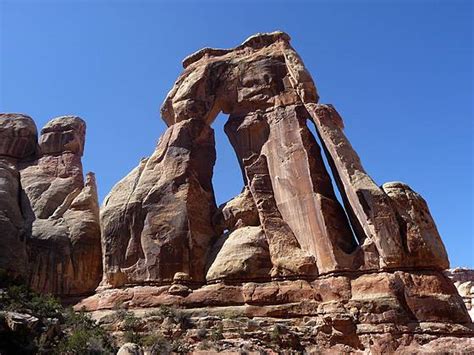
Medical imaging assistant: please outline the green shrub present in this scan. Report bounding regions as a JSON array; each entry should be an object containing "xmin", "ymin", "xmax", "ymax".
[
  {"xmin": 1, "ymin": 283, "xmax": 62, "ymax": 319},
  {"xmin": 122, "ymin": 312, "xmax": 141, "ymax": 331},
  {"xmin": 142, "ymin": 334, "xmax": 172, "ymax": 355},
  {"xmin": 270, "ymin": 324, "xmax": 281, "ymax": 344},
  {"xmin": 56, "ymin": 309, "xmax": 116, "ymax": 355},
  {"xmin": 171, "ymin": 339, "xmax": 189, "ymax": 354},
  {"xmin": 209, "ymin": 323, "xmax": 224, "ymax": 341},
  {"xmin": 123, "ymin": 330, "xmax": 143, "ymax": 345}
]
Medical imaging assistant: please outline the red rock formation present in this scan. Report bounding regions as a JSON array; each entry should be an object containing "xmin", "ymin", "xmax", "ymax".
[
  {"xmin": 91, "ymin": 32, "xmax": 471, "ymax": 351},
  {"xmin": 2, "ymin": 31, "xmax": 470, "ymax": 352},
  {"xmin": 100, "ymin": 118, "xmax": 216, "ymax": 288},
  {"xmin": 0, "ymin": 114, "xmax": 102, "ymax": 296},
  {"xmin": 0, "ymin": 114, "xmax": 35, "ymax": 279},
  {"xmin": 446, "ymin": 268, "xmax": 474, "ymax": 321}
]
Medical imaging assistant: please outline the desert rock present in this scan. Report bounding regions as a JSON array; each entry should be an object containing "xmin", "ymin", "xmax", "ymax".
[{"xmin": 0, "ymin": 114, "xmax": 102, "ymax": 296}]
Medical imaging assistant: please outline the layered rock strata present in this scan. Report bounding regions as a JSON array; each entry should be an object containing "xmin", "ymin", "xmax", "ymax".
[
  {"xmin": 90, "ymin": 31, "xmax": 471, "ymax": 351},
  {"xmin": 0, "ymin": 114, "xmax": 102, "ymax": 296},
  {"xmin": 1, "ymin": 31, "xmax": 471, "ymax": 352}
]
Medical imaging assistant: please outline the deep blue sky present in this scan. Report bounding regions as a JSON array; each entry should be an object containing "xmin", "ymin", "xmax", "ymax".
[{"xmin": 1, "ymin": 0, "xmax": 472, "ymax": 267}]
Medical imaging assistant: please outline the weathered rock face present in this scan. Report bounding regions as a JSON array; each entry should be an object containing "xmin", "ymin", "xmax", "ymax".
[
  {"xmin": 446, "ymin": 268, "xmax": 474, "ymax": 321},
  {"xmin": 2, "ymin": 32, "xmax": 469, "ymax": 352},
  {"xmin": 100, "ymin": 118, "xmax": 216, "ymax": 288},
  {"xmin": 0, "ymin": 114, "xmax": 102, "ymax": 296},
  {"xmin": 0, "ymin": 114, "xmax": 38, "ymax": 159},
  {"xmin": 93, "ymin": 31, "xmax": 471, "ymax": 352},
  {"xmin": 382, "ymin": 181, "xmax": 449, "ymax": 269},
  {"xmin": 0, "ymin": 114, "xmax": 36, "ymax": 278},
  {"xmin": 99, "ymin": 30, "xmax": 459, "ymax": 282}
]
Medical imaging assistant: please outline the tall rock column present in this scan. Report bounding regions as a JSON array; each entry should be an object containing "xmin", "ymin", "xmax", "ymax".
[
  {"xmin": 19, "ymin": 116, "xmax": 102, "ymax": 296},
  {"xmin": 160, "ymin": 32, "xmax": 359, "ymax": 276},
  {"xmin": 304, "ymin": 104, "xmax": 405, "ymax": 269},
  {"xmin": 261, "ymin": 105, "xmax": 357, "ymax": 272},
  {"xmin": 100, "ymin": 118, "xmax": 217, "ymax": 288},
  {"xmin": 0, "ymin": 114, "xmax": 37, "ymax": 279}
]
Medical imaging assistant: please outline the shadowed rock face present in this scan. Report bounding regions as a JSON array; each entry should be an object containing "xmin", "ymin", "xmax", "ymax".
[{"xmin": 0, "ymin": 114, "xmax": 102, "ymax": 296}]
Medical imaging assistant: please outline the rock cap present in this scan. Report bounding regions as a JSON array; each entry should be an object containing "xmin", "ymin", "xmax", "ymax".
[
  {"xmin": 0, "ymin": 113, "xmax": 38, "ymax": 159},
  {"xmin": 39, "ymin": 115, "xmax": 86, "ymax": 155},
  {"xmin": 182, "ymin": 31, "xmax": 291, "ymax": 68}
]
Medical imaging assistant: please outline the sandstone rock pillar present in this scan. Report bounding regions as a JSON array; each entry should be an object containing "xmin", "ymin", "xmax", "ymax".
[
  {"xmin": 0, "ymin": 114, "xmax": 38, "ymax": 279},
  {"xmin": 100, "ymin": 118, "xmax": 217, "ymax": 287},
  {"xmin": 304, "ymin": 104, "xmax": 404, "ymax": 269},
  {"xmin": 20, "ymin": 116, "xmax": 102, "ymax": 296}
]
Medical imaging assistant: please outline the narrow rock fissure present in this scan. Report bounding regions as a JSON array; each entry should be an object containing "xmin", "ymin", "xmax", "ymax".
[{"xmin": 307, "ymin": 120, "xmax": 360, "ymax": 247}]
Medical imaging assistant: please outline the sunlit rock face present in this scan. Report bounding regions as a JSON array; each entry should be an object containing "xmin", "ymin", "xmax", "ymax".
[
  {"xmin": 0, "ymin": 114, "xmax": 102, "ymax": 296},
  {"xmin": 445, "ymin": 268, "xmax": 474, "ymax": 321},
  {"xmin": 91, "ymin": 32, "xmax": 471, "ymax": 352},
  {"xmin": 1, "ymin": 31, "xmax": 471, "ymax": 352},
  {"xmin": 101, "ymin": 31, "xmax": 451, "ymax": 288}
]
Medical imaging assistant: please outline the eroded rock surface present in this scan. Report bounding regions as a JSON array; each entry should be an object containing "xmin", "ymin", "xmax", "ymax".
[
  {"xmin": 382, "ymin": 181, "xmax": 449, "ymax": 269},
  {"xmin": 0, "ymin": 114, "xmax": 101, "ymax": 296},
  {"xmin": 1, "ymin": 31, "xmax": 470, "ymax": 353},
  {"xmin": 100, "ymin": 118, "xmax": 216, "ymax": 288},
  {"xmin": 93, "ymin": 31, "xmax": 470, "ymax": 352},
  {"xmin": 446, "ymin": 268, "xmax": 474, "ymax": 321}
]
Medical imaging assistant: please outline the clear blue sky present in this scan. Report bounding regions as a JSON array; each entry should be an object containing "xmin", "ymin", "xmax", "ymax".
[{"xmin": 1, "ymin": 0, "xmax": 472, "ymax": 267}]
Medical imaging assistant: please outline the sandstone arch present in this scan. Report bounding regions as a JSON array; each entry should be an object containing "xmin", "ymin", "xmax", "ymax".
[{"xmin": 99, "ymin": 31, "xmax": 449, "ymax": 290}]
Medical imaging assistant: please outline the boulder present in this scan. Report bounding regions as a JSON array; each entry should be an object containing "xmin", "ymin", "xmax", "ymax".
[
  {"xmin": 117, "ymin": 343, "xmax": 144, "ymax": 355},
  {"xmin": 206, "ymin": 226, "xmax": 272, "ymax": 282},
  {"xmin": 382, "ymin": 181, "xmax": 449, "ymax": 269},
  {"xmin": 0, "ymin": 114, "xmax": 37, "ymax": 159}
]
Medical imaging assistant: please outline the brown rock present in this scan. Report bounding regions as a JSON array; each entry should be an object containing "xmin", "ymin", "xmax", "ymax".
[
  {"xmin": 0, "ymin": 114, "xmax": 101, "ymax": 296},
  {"xmin": 305, "ymin": 104, "xmax": 404, "ymax": 269},
  {"xmin": 445, "ymin": 268, "xmax": 474, "ymax": 321},
  {"xmin": 245, "ymin": 154, "xmax": 317, "ymax": 277},
  {"xmin": 20, "ymin": 116, "xmax": 101, "ymax": 296},
  {"xmin": 0, "ymin": 161, "xmax": 28, "ymax": 278},
  {"xmin": 382, "ymin": 181, "xmax": 449, "ymax": 269},
  {"xmin": 0, "ymin": 114, "xmax": 37, "ymax": 159},
  {"xmin": 100, "ymin": 118, "xmax": 217, "ymax": 287},
  {"xmin": 212, "ymin": 187, "xmax": 259, "ymax": 233},
  {"xmin": 39, "ymin": 116, "xmax": 85, "ymax": 155},
  {"xmin": 206, "ymin": 226, "xmax": 272, "ymax": 282},
  {"xmin": 398, "ymin": 271, "xmax": 471, "ymax": 323},
  {"xmin": 71, "ymin": 31, "xmax": 473, "ymax": 353},
  {"xmin": 260, "ymin": 104, "xmax": 356, "ymax": 273}
]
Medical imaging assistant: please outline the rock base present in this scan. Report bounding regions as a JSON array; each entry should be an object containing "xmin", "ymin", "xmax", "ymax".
[
  {"xmin": 88, "ymin": 304, "xmax": 474, "ymax": 354},
  {"xmin": 75, "ymin": 269, "xmax": 473, "ymax": 352}
]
